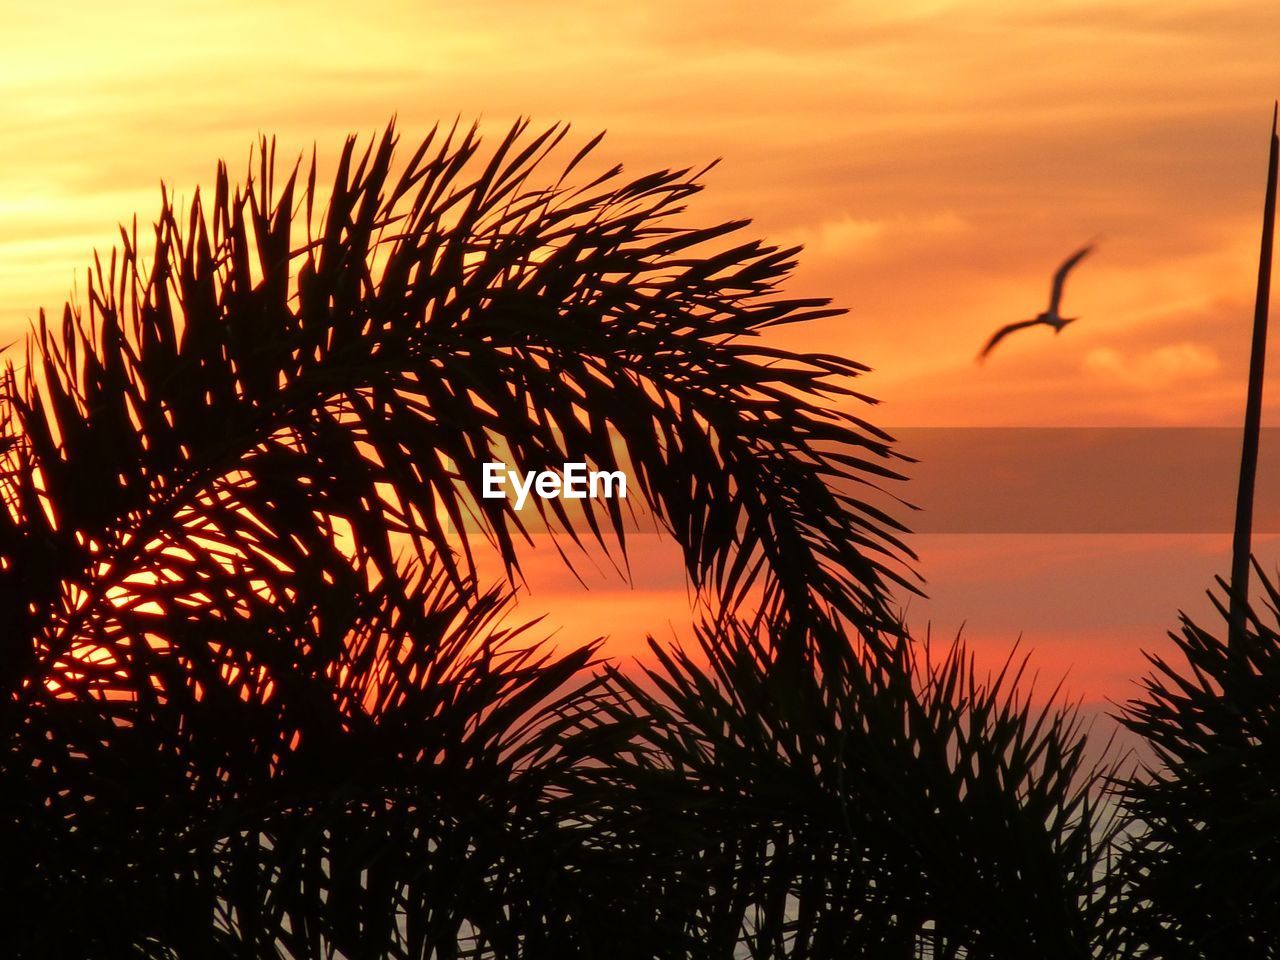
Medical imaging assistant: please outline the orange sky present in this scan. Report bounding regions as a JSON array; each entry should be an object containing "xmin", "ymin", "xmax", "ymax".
[{"xmin": 3, "ymin": 0, "xmax": 1279, "ymax": 709}]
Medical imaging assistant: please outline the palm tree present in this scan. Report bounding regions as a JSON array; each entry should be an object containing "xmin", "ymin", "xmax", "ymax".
[
  {"xmin": 586, "ymin": 617, "xmax": 1125, "ymax": 959},
  {"xmin": 1115, "ymin": 573, "xmax": 1280, "ymax": 959},
  {"xmin": 0, "ymin": 120, "xmax": 918, "ymax": 955},
  {"xmin": 1112, "ymin": 108, "xmax": 1280, "ymax": 960},
  {"xmin": 0, "ymin": 119, "xmax": 1127, "ymax": 958}
]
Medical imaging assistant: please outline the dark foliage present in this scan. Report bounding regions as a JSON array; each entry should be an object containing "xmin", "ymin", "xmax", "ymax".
[
  {"xmin": 2, "ymin": 563, "xmax": 629, "ymax": 956},
  {"xmin": 0, "ymin": 120, "xmax": 913, "ymax": 672},
  {"xmin": 0, "ymin": 120, "xmax": 916, "ymax": 956},
  {"xmin": 583, "ymin": 620, "xmax": 1122, "ymax": 959},
  {"xmin": 1116, "ymin": 570, "xmax": 1280, "ymax": 959},
  {"xmin": 0, "ymin": 121, "xmax": 1129, "ymax": 958}
]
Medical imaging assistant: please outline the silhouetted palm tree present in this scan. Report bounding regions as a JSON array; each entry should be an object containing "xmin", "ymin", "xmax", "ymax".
[
  {"xmin": 0, "ymin": 121, "xmax": 1121, "ymax": 958},
  {"xmin": 586, "ymin": 618, "xmax": 1124, "ymax": 959},
  {"xmin": 1114, "ymin": 570, "xmax": 1280, "ymax": 959},
  {"xmin": 0, "ymin": 121, "xmax": 918, "ymax": 956},
  {"xmin": 1110, "ymin": 109, "xmax": 1280, "ymax": 960}
]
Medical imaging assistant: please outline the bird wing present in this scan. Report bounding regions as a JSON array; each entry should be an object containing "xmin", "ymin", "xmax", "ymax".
[
  {"xmin": 978, "ymin": 318, "xmax": 1043, "ymax": 361},
  {"xmin": 1048, "ymin": 244, "xmax": 1093, "ymax": 313}
]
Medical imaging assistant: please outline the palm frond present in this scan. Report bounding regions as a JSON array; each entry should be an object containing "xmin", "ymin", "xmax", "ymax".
[
  {"xmin": 586, "ymin": 616, "xmax": 1122, "ymax": 959},
  {"xmin": 0, "ymin": 120, "xmax": 914, "ymax": 690},
  {"xmin": 1115, "ymin": 566, "xmax": 1280, "ymax": 957},
  {"xmin": 0, "ymin": 120, "xmax": 923, "ymax": 956},
  {"xmin": 1, "ymin": 553, "xmax": 635, "ymax": 957}
]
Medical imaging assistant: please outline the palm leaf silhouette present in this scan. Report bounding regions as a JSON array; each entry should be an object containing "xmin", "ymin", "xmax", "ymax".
[
  {"xmin": 0, "ymin": 120, "xmax": 914, "ymax": 676},
  {"xmin": 0, "ymin": 121, "xmax": 917, "ymax": 955},
  {"xmin": 4, "ymin": 557, "xmax": 636, "ymax": 955},
  {"xmin": 582, "ymin": 618, "xmax": 1123, "ymax": 959},
  {"xmin": 1115, "ymin": 114, "xmax": 1280, "ymax": 959},
  {"xmin": 1115, "ymin": 569, "xmax": 1280, "ymax": 958}
]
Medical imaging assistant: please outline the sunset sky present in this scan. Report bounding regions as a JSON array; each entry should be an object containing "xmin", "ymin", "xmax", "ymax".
[{"xmin": 3, "ymin": 0, "xmax": 1279, "ymax": 710}]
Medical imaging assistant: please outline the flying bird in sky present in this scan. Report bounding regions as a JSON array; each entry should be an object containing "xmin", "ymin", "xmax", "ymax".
[{"xmin": 977, "ymin": 243, "xmax": 1094, "ymax": 362}]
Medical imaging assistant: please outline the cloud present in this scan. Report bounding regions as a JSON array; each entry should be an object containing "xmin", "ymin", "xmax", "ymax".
[
  {"xmin": 1082, "ymin": 341, "xmax": 1222, "ymax": 389},
  {"xmin": 788, "ymin": 211, "xmax": 969, "ymax": 260}
]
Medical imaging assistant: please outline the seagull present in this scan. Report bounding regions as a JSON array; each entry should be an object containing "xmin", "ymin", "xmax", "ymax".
[{"xmin": 977, "ymin": 243, "xmax": 1094, "ymax": 362}]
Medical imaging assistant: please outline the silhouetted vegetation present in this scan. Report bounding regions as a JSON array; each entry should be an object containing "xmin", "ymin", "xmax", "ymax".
[
  {"xmin": 0, "ymin": 120, "xmax": 1275, "ymax": 958},
  {"xmin": 592, "ymin": 621, "xmax": 1121, "ymax": 958},
  {"xmin": 1114, "ymin": 571, "xmax": 1280, "ymax": 958}
]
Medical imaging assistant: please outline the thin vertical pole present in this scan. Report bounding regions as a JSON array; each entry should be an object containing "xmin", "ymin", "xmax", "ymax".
[{"xmin": 1229, "ymin": 103, "xmax": 1279, "ymax": 651}]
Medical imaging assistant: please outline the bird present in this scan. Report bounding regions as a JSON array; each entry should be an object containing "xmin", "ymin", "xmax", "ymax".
[{"xmin": 977, "ymin": 243, "xmax": 1094, "ymax": 362}]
